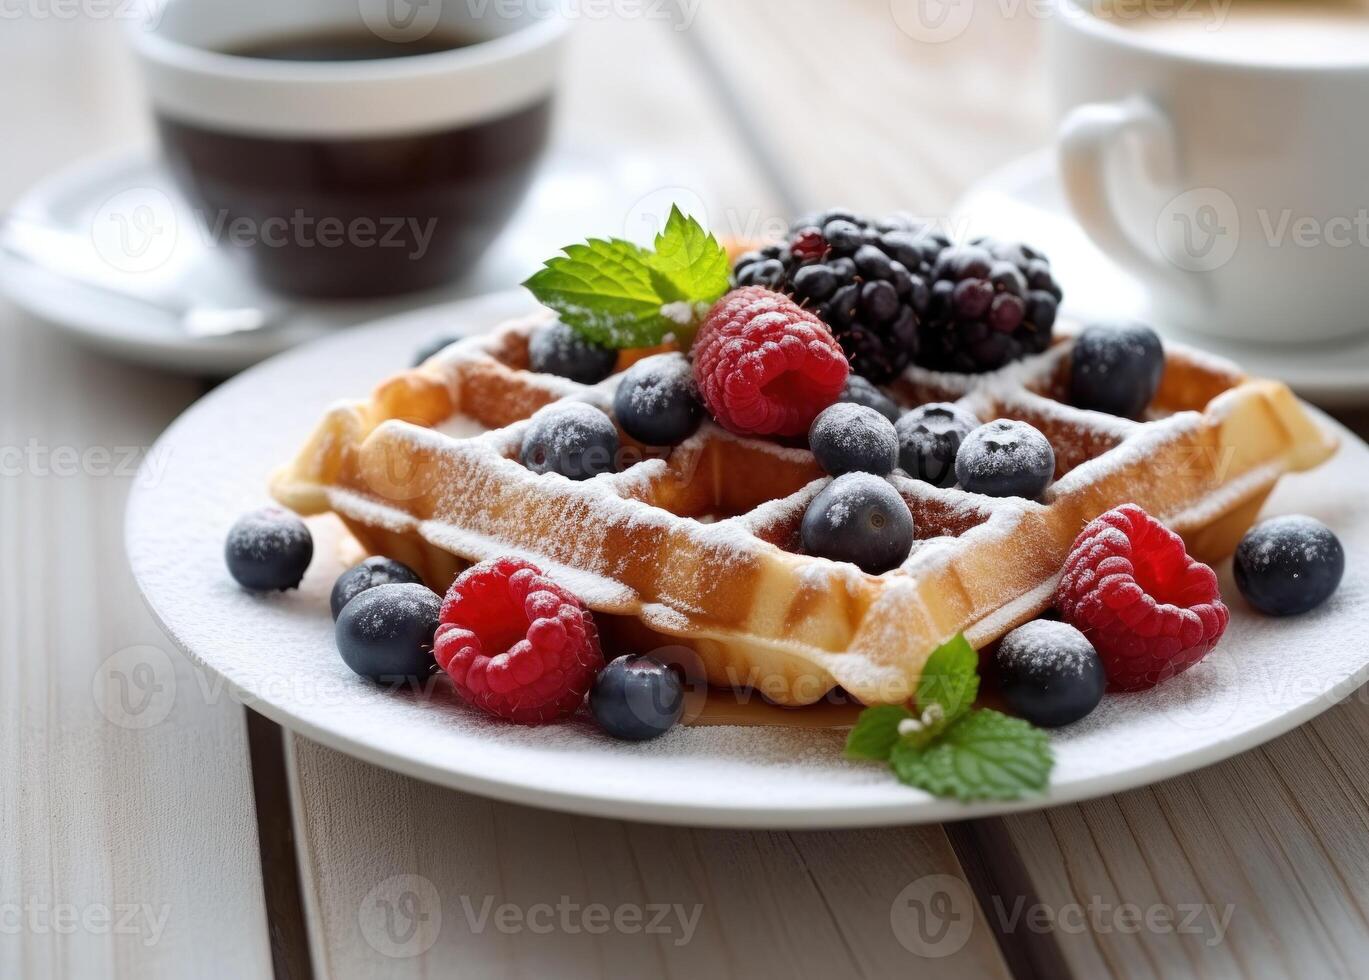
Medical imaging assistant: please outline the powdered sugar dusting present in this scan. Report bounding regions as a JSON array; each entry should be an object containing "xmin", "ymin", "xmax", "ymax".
[
  {"xmin": 1239, "ymin": 514, "xmax": 1340, "ymax": 572},
  {"xmin": 998, "ymin": 620, "xmax": 1095, "ymax": 676}
]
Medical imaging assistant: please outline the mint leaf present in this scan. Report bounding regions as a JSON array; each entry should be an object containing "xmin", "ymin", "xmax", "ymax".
[
  {"xmin": 648, "ymin": 206, "xmax": 730, "ymax": 307},
  {"xmin": 524, "ymin": 208, "xmax": 729, "ymax": 350},
  {"xmin": 844, "ymin": 705, "xmax": 914, "ymax": 761},
  {"xmin": 523, "ymin": 239, "xmax": 666, "ymax": 348},
  {"xmin": 890, "ymin": 709, "xmax": 1053, "ymax": 801},
  {"xmin": 916, "ymin": 633, "xmax": 980, "ymax": 724}
]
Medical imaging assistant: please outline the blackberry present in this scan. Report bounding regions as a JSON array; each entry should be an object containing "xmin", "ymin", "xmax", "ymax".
[
  {"xmin": 734, "ymin": 210, "xmax": 948, "ymax": 383},
  {"xmin": 919, "ymin": 238, "xmax": 1063, "ymax": 374}
]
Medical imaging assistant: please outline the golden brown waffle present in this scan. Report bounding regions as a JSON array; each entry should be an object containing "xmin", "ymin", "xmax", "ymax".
[{"xmin": 272, "ymin": 313, "xmax": 1336, "ymax": 706}]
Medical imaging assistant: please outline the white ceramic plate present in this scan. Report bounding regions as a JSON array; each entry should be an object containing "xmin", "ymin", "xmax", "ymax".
[
  {"xmin": 126, "ymin": 289, "xmax": 1369, "ymax": 828},
  {"xmin": 954, "ymin": 149, "xmax": 1369, "ymax": 408}
]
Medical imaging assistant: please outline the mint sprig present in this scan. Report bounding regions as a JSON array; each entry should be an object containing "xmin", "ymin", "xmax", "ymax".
[
  {"xmin": 844, "ymin": 633, "xmax": 1054, "ymax": 802},
  {"xmin": 523, "ymin": 205, "xmax": 729, "ymax": 350}
]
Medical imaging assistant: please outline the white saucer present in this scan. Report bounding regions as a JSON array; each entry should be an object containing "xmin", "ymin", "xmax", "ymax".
[
  {"xmin": 126, "ymin": 289, "xmax": 1369, "ymax": 828},
  {"xmin": 954, "ymin": 150, "xmax": 1369, "ymax": 407},
  {"xmin": 0, "ymin": 147, "xmax": 699, "ymax": 375}
]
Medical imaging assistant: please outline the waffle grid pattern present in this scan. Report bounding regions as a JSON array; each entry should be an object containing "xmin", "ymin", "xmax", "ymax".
[{"xmin": 272, "ymin": 313, "xmax": 1335, "ymax": 706}]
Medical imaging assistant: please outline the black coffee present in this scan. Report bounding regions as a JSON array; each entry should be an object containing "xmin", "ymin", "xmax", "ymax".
[
  {"xmin": 158, "ymin": 97, "xmax": 551, "ymax": 299},
  {"xmin": 224, "ymin": 29, "xmax": 477, "ymax": 62}
]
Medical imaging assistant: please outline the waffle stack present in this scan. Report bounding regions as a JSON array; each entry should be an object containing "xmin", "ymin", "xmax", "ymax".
[{"xmin": 271, "ymin": 313, "xmax": 1336, "ymax": 706}]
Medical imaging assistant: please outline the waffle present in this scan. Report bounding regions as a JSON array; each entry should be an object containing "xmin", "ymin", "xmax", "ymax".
[{"xmin": 271, "ymin": 312, "xmax": 1336, "ymax": 707}]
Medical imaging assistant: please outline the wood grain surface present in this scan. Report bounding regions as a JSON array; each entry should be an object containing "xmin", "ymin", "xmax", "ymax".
[
  {"xmin": 9, "ymin": 3, "xmax": 1369, "ymax": 979},
  {"xmin": 0, "ymin": 15, "xmax": 274, "ymax": 980}
]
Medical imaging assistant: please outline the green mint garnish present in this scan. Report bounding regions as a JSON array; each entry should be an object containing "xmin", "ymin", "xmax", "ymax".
[
  {"xmin": 844, "ymin": 633, "xmax": 1054, "ymax": 802},
  {"xmin": 843, "ymin": 704, "xmax": 915, "ymax": 761},
  {"xmin": 523, "ymin": 205, "xmax": 729, "ymax": 350},
  {"xmin": 890, "ymin": 710, "xmax": 1053, "ymax": 801},
  {"xmin": 915, "ymin": 631, "xmax": 979, "ymax": 725}
]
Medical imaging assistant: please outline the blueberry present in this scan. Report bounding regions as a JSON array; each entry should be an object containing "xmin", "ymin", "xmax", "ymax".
[
  {"xmin": 528, "ymin": 320, "xmax": 617, "ymax": 385},
  {"xmin": 335, "ymin": 583, "xmax": 440, "ymax": 683},
  {"xmin": 225, "ymin": 507, "xmax": 313, "ymax": 591},
  {"xmin": 613, "ymin": 353, "xmax": 702, "ymax": 447},
  {"xmin": 330, "ymin": 556, "xmax": 423, "ymax": 620},
  {"xmin": 520, "ymin": 402, "xmax": 620, "ymax": 480},
  {"xmin": 1069, "ymin": 322, "xmax": 1165, "ymax": 419},
  {"xmin": 995, "ymin": 620, "xmax": 1105, "ymax": 727},
  {"xmin": 412, "ymin": 334, "xmax": 459, "ymax": 367},
  {"xmin": 955, "ymin": 419, "xmax": 1055, "ymax": 499},
  {"xmin": 801, "ymin": 473, "xmax": 914, "ymax": 574},
  {"xmin": 896, "ymin": 403, "xmax": 980, "ymax": 487},
  {"xmin": 590, "ymin": 654, "xmax": 685, "ymax": 741},
  {"xmin": 809, "ymin": 403, "xmax": 898, "ymax": 476},
  {"xmin": 1234, "ymin": 515, "xmax": 1345, "ymax": 616},
  {"xmin": 838, "ymin": 374, "xmax": 900, "ymax": 423}
]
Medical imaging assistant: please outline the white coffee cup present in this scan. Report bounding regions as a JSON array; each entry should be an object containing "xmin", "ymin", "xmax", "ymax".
[
  {"xmin": 1046, "ymin": 0, "xmax": 1369, "ymax": 345},
  {"xmin": 128, "ymin": 0, "xmax": 569, "ymax": 299}
]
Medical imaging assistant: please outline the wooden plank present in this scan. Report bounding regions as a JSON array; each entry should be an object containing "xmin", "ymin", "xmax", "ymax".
[
  {"xmin": 288, "ymin": 732, "xmax": 1010, "ymax": 979},
  {"xmin": 0, "ymin": 16, "xmax": 273, "ymax": 980},
  {"xmin": 964, "ymin": 693, "xmax": 1369, "ymax": 978},
  {"xmin": 0, "ymin": 302, "xmax": 275, "ymax": 979}
]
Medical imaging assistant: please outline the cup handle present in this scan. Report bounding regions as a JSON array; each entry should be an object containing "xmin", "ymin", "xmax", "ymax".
[{"xmin": 1058, "ymin": 95, "xmax": 1207, "ymax": 309}]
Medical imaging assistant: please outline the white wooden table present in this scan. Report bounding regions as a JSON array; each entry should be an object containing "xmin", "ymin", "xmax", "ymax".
[{"xmin": 5, "ymin": 4, "xmax": 1369, "ymax": 978}]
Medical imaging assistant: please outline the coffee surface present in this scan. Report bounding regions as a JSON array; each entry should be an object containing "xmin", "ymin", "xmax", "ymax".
[
  {"xmin": 1095, "ymin": 0, "xmax": 1369, "ymax": 63},
  {"xmin": 223, "ymin": 29, "xmax": 477, "ymax": 62}
]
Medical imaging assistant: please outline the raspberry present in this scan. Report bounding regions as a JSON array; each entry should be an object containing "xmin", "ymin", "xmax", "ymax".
[
  {"xmin": 434, "ymin": 557, "xmax": 604, "ymax": 724},
  {"xmin": 1056, "ymin": 504, "xmax": 1229, "ymax": 691},
  {"xmin": 692, "ymin": 286, "xmax": 849, "ymax": 437}
]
